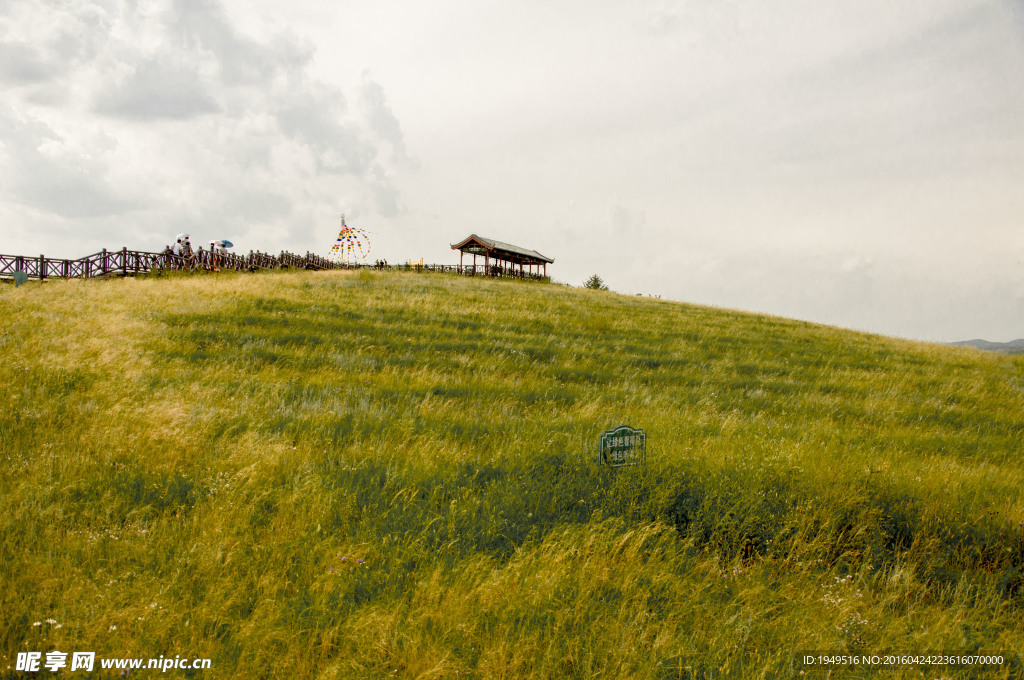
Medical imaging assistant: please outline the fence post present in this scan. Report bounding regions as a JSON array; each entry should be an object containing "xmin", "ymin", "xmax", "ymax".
[
  {"xmin": 122, "ymin": 247, "xmax": 128, "ymax": 276},
  {"xmin": 38, "ymin": 254, "xmax": 46, "ymax": 281}
]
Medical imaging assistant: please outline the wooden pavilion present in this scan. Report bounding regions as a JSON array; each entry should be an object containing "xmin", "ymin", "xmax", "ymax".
[{"xmin": 451, "ymin": 234, "xmax": 554, "ymax": 279}]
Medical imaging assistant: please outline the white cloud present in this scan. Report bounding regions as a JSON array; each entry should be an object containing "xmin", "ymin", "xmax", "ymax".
[
  {"xmin": 0, "ymin": 0, "xmax": 409, "ymax": 257},
  {"xmin": 0, "ymin": 41, "xmax": 58, "ymax": 84},
  {"xmin": 95, "ymin": 57, "xmax": 220, "ymax": 120}
]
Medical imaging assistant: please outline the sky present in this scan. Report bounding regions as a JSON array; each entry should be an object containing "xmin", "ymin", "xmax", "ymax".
[{"xmin": 1, "ymin": 0, "xmax": 1022, "ymax": 342}]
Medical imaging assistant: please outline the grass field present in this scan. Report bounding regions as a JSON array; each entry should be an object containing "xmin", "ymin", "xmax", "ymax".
[{"xmin": 1, "ymin": 269, "xmax": 1022, "ymax": 679}]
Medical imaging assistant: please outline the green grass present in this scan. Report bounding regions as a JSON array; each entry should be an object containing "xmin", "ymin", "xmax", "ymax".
[{"xmin": 1, "ymin": 269, "xmax": 1022, "ymax": 678}]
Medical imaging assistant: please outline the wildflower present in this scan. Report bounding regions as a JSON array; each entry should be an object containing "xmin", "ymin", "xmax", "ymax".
[
  {"xmin": 357, "ymin": 558, "xmax": 364, "ymax": 565},
  {"xmin": 45, "ymin": 619, "xmax": 56, "ymax": 624},
  {"xmin": 55, "ymin": 624, "xmax": 62, "ymax": 629},
  {"xmin": 32, "ymin": 622, "xmax": 41, "ymax": 627},
  {"xmin": 109, "ymin": 625, "xmax": 117, "ymax": 632}
]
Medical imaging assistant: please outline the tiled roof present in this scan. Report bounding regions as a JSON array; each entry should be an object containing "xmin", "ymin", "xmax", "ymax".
[{"xmin": 451, "ymin": 234, "xmax": 554, "ymax": 263}]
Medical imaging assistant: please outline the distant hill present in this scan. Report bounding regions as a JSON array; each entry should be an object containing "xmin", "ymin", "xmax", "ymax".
[{"xmin": 949, "ymin": 338, "xmax": 1024, "ymax": 355}]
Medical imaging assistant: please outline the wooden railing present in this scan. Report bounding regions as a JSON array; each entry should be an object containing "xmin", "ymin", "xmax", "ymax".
[
  {"xmin": 0, "ymin": 247, "xmax": 550, "ymax": 281},
  {"xmin": 0, "ymin": 247, "xmax": 344, "ymax": 280},
  {"xmin": 392, "ymin": 263, "xmax": 548, "ymax": 281}
]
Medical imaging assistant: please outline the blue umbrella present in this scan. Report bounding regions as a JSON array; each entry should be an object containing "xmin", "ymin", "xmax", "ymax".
[{"xmin": 219, "ymin": 240, "xmax": 234, "ymax": 248}]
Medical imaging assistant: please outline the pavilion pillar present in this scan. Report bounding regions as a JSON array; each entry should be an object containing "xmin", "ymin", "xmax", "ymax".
[
  {"xmin": 485, "ymin": 252, "xmax": 489, "ymax": 276},
  {"xmin": 460, "ymin": 250, "xmax": 464, "ymax": 273}
]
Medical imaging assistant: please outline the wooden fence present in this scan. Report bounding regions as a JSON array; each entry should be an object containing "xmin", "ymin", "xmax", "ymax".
[
  {"xmin": 0, "ymin": 247, "xmax": 549, "ymax": 282},
  {"xmin": 369, "ymin": 262, "xmax": 548, "ymax": 281}
]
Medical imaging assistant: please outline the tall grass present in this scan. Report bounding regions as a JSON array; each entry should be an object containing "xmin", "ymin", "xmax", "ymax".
[{"xmin": 1, "ymin": 270, "xmax": 1022, "ymax": 678}]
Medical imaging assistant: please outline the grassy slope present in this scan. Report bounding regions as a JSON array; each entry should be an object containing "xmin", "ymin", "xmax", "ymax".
[{"xmin": 1, "ymin": 270, "xmax": 1022, "ymax": 679}]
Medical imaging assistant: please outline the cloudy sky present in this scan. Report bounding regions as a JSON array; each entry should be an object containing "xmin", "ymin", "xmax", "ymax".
[{"xmin": 1, "ymin": 0, "xmax": 1022, "ymax": 342}]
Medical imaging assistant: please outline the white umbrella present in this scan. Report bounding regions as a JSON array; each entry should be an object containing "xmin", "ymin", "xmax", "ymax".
[{"xmin": 175, "ymin": 232, "xmax": 190, "ymax": 241}]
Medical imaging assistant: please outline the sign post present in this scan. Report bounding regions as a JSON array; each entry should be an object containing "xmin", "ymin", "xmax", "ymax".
[{"xmin": 598, "ymin": 425, "xmax": 646, "ymax": 467}]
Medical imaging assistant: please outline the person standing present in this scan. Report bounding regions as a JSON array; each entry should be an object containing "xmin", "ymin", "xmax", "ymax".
[
  {"xmin": 182, "ymin": 236, "xmax": 196, "ymax": 270},
  {"xmin": 170, "ymin": 237, "xmax": 184, "ymax": 269}
]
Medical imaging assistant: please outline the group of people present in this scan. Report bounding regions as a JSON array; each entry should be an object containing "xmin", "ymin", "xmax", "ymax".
[
  {"xmin": 374, "ymin": 259, "xmax": 389, "ymax": 269},
  {"xmin": 169, "ymin": 235, "xmax": 193, "ymax": 258},
  {"xmin": 168, "ymin": 235, "xmax": 230, "ymax": 271}
]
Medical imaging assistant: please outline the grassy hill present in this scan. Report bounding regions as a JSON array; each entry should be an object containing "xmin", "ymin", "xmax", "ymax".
[{"xmin": 2, "ymin": 269, "xmax": 1022, "ymax": 679}]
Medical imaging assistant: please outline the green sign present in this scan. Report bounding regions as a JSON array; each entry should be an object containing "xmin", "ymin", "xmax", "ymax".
[{"xmin": 598, "ymin": 425, "xmax": 646, "ymax": 467}]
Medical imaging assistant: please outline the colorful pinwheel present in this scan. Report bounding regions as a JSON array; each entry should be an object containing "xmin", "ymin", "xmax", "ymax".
[{"xmin": 328, "ymin": 214, "xmax": 371, "ymax": 262}]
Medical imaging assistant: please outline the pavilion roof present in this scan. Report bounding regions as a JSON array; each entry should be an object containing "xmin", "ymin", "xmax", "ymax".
[{"xmin": 450, "ymin": 234, "xmax": 554, "ymax": 264}]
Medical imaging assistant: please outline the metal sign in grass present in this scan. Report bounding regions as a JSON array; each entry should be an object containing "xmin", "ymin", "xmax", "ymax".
[{"xmin": 598, "ymin": 425, "xmax": 646, "ymax": 467}]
